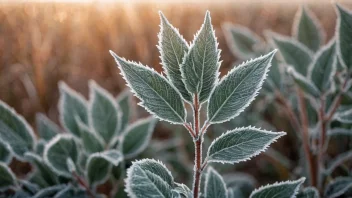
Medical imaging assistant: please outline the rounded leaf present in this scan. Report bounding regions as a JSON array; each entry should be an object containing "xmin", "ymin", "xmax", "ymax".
[{"xmin": 205, "ymin": 167, "xmax": 227, "ymax": 198}]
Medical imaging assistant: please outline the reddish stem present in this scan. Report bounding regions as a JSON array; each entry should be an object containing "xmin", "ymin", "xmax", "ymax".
[
  {"xmin": 72, "ymin": 172, "xmax": 95, "ymax": 198},
  {"xmin": 192, "ymin": 94, "xmax": 202, "ymax": 198}
]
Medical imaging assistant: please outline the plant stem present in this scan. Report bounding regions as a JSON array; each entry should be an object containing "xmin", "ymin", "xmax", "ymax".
[
  {"xmin": 72, "ymin": 171, "xmax": 95, "ymax": 198},
  {"xmin": 296, "ymin": 88, "xmax": 317, "ymax": 187},
  {"xmin": 326, "ymin": 78, "xmax": 349, "ymax": 121},
  {"xmin": 275, "ymin": 91, "xmax": 301, "ymax": 134},
  {"xmin": 317, "ymin": 97, "xmax": 326, "ymax": 190},
  {"xmin": 192, "ymin": 94, "xmax": 202, "ymax": 198}
]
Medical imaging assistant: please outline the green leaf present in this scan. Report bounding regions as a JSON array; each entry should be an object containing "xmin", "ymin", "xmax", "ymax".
[
  {"xmin": 222, "ymin": 23, "xmax": 262, "ymax": 60},
  {"xmin": 297, "ymin": 187, "xmax": 319, "ymax": 198},
  {"xmin": 293, "ymin": 6, "xmax": 325, "ymax": 52},
  {"xmin": 24, "ymin": 152, "xmax": 59, "ymax": 187},
  {"xmin": 205, "ymin": 167, "xmax": 227, "ymax": 198},
  {"xmin": 324, "ymin": 177, "xmax": 352, "ymax": 198},
  {"xmin": 54, "ymin": 185, "xmax": 89, "ymax": 198},
  {"xmin": 172, "ymin": 183, "xmax": 192, "ymax": 198},
  {"xmin": 335, "ymin": 109, "xmax": 352, "ymax": 124},
  {"xmin": 59, "ymin": 82, "xmax": 88, "ymax": 137},
  {"xmin": 206, "ymin": 127, "xmax": 285, "ymax": 164},
  {"xmin": 77, "ymin": 121, "xmax": 104, "ymax": 154},
  {"xmin": 336, "ymin": 4, "xmax": 352, "ymax": 69},
  {"xmin": 44, "ymin": 135, "xmax": 79, "ymax": 177},
  {"xmin": 35, "ymin": 139, "xmax": 46, "ymax": 156},
  {"xmin": 308, "ymin": 39, "xmax": 336, "ymax": 93},
  {"xmin": 158, "ymin": 12, "xmax": 191, "ymax": 102},
  {"xmin": 121, "ymin": 117, "xmax": 157, "ymax": 159},
  {"xmin": 86, "ymin": 149, "xmax": 123, "ymax": 187},
  {"xmin": 207, "ymin": 51, "xmax": 276, "ymax": 124},
  {"xmin": 111, "ymin": 51, "xmax": 186, "ymax": 124},
  {"xmin": 89, "ymin": 81, "xmax": 121, "ymax": 144},
  {"xmin": 126, "ymin": 159, "xmax": 174, "ymax": 198},
  {"xmin": 328, "ymin": 128, "xmax": 352, "ymax": 137},
  {"xmin": 267, "ymin": 56, "xmax": 282, "ymax": 91},
  {"xmin": 250, "ymin": 178, "xmax": 305, "ymax": 198},
  {"xmin": 0, "ymin": 101, "xmax": 35, "ymax": 161},
  {"xmin": 267, "ymin": 31, "xmax": 313, "ymax": 76},
  {"xmin": 325, "ymin": 150, "xmax": 352, "ymax": 176},
  {"xmin": 181, "ymin": 11, "xmax": 220, "ymax": 103},
  {"xmin": 0, "ymin": 140, "xmax": 11, "ymax": 164},
  {"xmin": 32, "ymin": 185, "xmax": 66, "ymax": 198},
  {"xmin": 0, "ymin": 162, "xmax": 16, "ymax": 191},
  {"xmin": 117, "ymin": 89, "xmax": 132, "ymax": 133},
  {"xmin": 36, "ymin": 113, "xmax": 61, "ymax": 141},
  {"xmin": 227, "ymin": 187, "xmax": 246, "ymax": 198},
  {"xmin": 288, "ymin": 67, "xmax": 320, "ymax": 98}
]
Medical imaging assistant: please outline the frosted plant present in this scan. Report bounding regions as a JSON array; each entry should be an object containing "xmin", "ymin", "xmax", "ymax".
[
  {"xmin": 111, "ymin": 11, "xmax": 305, "ymax": 198},
  {"xmin": 223, "ymin": 3, "xmax": 352, "ymax": 197},
  {"xmin": 0, "ymin": 81, "xmax": 157, "ymax": 197}
]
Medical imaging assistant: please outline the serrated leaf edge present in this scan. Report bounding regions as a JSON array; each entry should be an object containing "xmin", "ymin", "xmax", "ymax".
[{"xmin": 335, "ymin": 3, "xmax": 352, "ymax": 69}]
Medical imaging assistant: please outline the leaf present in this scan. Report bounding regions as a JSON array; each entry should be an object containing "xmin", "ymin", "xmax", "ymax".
[
  {"xmin": 158, "ymin": 12, "xmax": 191, "ymax": 102},
  {"xmin": 32, "ymin": 185, "xmax": 66, "ymax": 198},
  {"xmin": 287, "ymin": 67, "xmax": 320, "ymax": 98},
  {"xmin": 35, "ymin": 139, "xmax": 46, "ymax": 156},
  {"xmin": 0, "ymin": 140, "xmax": 11, "ymax": 164},
  {"xmin": 89, "ymin": 81, "xmax": 121, "ymax": 144},
  {"xmin": 19, "ymin": 180, "xmax": 40, "ymax": 195},
  {"xmin": 227, "ymin": 187, "xmax": 246, "ymax": 198},
  {"xmin": 117, "ymin": 89, "xmax": 133, "ymax": 133},
  {"xmin": 328, "ymin": 128, "xmax": 352, "ymax": 137},
  {"xmin": 121, "ymin": 117, "xmax": 157, "ymax": 159},
  {"xmin": 222, "ymin": 23, "xmax": 262, "ymax": 60},
  {"xmin": 325, "ymin": 150, "xmax": 352, "ymax": 176},
  {"xmin": 172, "ymin": 183, "xmax": 192, "ymax": 198},
  {"xmin": 205, "ymin": 167, "xmax": 227, "ymax": 198},
  {"xmin": 59, "ymin": 82, "xmax": 88, "ymax": 137},
  {"xmin": 54, "ymin": 185, "xmax": 89, "ymax": 198},
  {"xmin": 0, "ymin": 162, "xmax": 16, "ymax": 190},
  {"xmin": 36, "ymin": 113, "xmax": 61, "ymax": 141},
  {"xmin": 110, "ymin": 51, "xmax": 186, "ymax": 124},
  {"xmin": 77, "ymin": 121, "xmax": 104, "ymax": 154},
  {"xmin": 336, "ymin": 4, "xmax": 352, "ymax": 69},
  {"xmin": 181, "ymin": 11, "xmax": 220, "ymax": 103},
  {"xmin": 297, "ymin": 187, "xmax": 319, "ymax": 198},
  {"xmin": 267, "ymin": 56, "xmax": 282, "ymax": 91},
  {"xmin": 308, "ymin": 39, "xmax": 336, "ymax": 93},
  {"xmin": 126, "ymin": 159, "xmax": 174, "ymax": 198},
  {"xmin": 86, "ymin": 149, "xmax": 123, "ymax": 187},
  {"xmin": 206, "ymin": 127, "xmax": 285, "ymax": 164},
  {"xmin": 250, "ymin": 178, "xmax": 305, "ymax": 198},
  {"xmin": 44, "ymin": 135, "xmax": 79, "ymax": 177},
  {"xmin": 24, "ymin": 152, "xmax": 59, "ymax": 186},
  {"xmin": 292, "ymin": 6, "xmax": 325, "ymax": 52},
  {"xmin": 335, "ymin": 109, "xmax": 352, "ymax": 124},
  {"xmin": 324, "ymin": 177, "xmax": 352, "ymax": 198},
  {"xmin": 0, "ymin": 101, "xmax": 35, "ymax": 161},
  {"xmin": 207, "ymin": 51, "xmax": 276, "ymax": 124},
  {"xmin": 267, "ymin": 31, "xmax": 313, "ymax": 76}
]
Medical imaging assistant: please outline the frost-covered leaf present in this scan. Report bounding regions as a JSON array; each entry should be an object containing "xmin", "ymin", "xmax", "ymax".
[
  {"xmin": 36, "ymin": 114, "xmax": 61, "ymax": 142},
  {"xmin": 336, "ymin": 4, "xmax": 352, "ymax": 69},
  {"xmin": 207, "ymin": 51, "xmax": 276, "ymax": 124},
  {"xmin": 205, "ymin": 167, "xmax": 227, "ymax": 198},
  {"xmin": 32, "ymin": 185, "xmax": 66, "ymax": 198},
  {"xmin": 0, "ymin": 140, "xmax": 11, "ymax": 164},
  {"xmin": 326, "ymin": 150, "xmax": 352, "ymax": 176},
  {"xmin": 0, "ymin": 101, "xmax": 35, "ymax": 161},
  {"xmin": 324, "ymin": 177, "xmax": 352, "ymax": 198},
  {"xmin": 267, "ymin": 31, "xmax": 313, "ymax": 76},
  {"xmin": 117, "ymin": 89, "xmax": 132, "ymax": 133},
  {"xmin": 24, "ymin": 152, "xmax": 59, "ymax": 186},
  {"xmin": 77, "ymin": 121, "xmax": 104, "ymax": 154},
  {"xmin": 158, "ymin": 12, "xmax": 191, "ymax": 102},
  {"xmin": 222, "ymin": 23, "xmax": 262, "ymax": 60},
  {"xmin": 19, "ymin": 180, "xmax": 40, "ymax": 195},
  {"xmin": 227, "ymin": 187, "xmax": 246, "ymax": 198},
  {"xmin": 35, "ymin": 139, "xmax": 46, "ymax": 156},
  {"xmin": 297, "ymin": 187, "xmax": 319, "ymax": 198},
  {"xmin": 111, "ymin": 51, "xmax": 186, "ymax": 124},
  {"xmin": 126, "ymin": 159, "xmax": 174, "ymax": 198},
  {"xmin": 172, "ymin": 183, "xmax": 192, "ymax": 198},
  {"xmin": 309, "ymin": 39, "xmax": 336, "ymax": 93},
  {"xmin": 86, "ymin": 149, "xmax": 123, "ymax": 187},
  {"xmin": 181, "ymin": 11, "xmax": 220, "ymax": 103},
  {"xmin": 44, "ymin": 135, "xmax": 79, "ymax": 177},
  {"xmin": 0, "ymin": 162, "xmax": 16, "ymax": 191},
  {"xmin": 223, "ymin": 173, "xmax": 256, "ymax": 197},
  {"xmin": 121, "ymin": 117, "xmax": 157, "ymax": 159},
  {"xmin": 89, "ymin": 81, "xmax": 121, "ymax": 144},
  {"xmin": 328, "ymin": 128, "xmax": 352, "ymax": 137},
  {"xmin": 267, "ymin": 56, "xmax": 282, "ymax": 90},
  {"xmin": 288, "ymin": 67, "xmax": 320, "ymax": 98},
  {"xmin": 59, "ymin": 82, "xmax": 88, "ymax": 137},
  {"xmin": 335, "ymin": 109, "xmax": 352, "ymax": 124},
  {"xmin": 250, "ymin": 177, "xmax": 305, "ymax": 198},
  {"xmin": 293, "ymin": 6, "xmax": 325, "ymax": 52},
  {"xmin": 206, "ymin": 127, "xmax": 285, "ymax": 164},
  {"xmin": 54, "ymin": 185, "xmax": 89, "ymax": 198}
]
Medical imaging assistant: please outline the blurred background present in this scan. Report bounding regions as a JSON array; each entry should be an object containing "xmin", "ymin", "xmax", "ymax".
[{"xmin": 1, "ymin": 0, "xmax": 352, "ymax": 188}]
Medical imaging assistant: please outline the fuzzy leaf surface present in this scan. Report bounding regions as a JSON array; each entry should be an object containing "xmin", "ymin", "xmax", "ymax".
[
  {"xmin": 0, "ymin": 162, "xmax": 16, "ymax": 190},
  {"xmin": 207, "ymin": 127, "xmax": 285, "ymax": 164},
  {"xmin": 36, "ymin": 114, "xmax": 61, "ymax": 142},
  {"xmin": 326, "ymin": 150, "xmax": 352, "ymax": 176},
  {"xmin": 205, "ymin": 167, "xmax": 227, "ymax": 198},
  {"xmin": 59, "ymin": 83, "xmax": 88, "ymax": 137},
  {"xmin": 335, "ymin": 109, "xmax": 352, "ymax": 124},
  {"xmin": 111, "ymin": 51, "xmax": 185, "ymax": 124},
  {"xmin": 0, "ymin": 141, "xmax": 11, "ymax": 164},
  {"xmin": 77, "ymin": 121, "xmax": 104, "ymax": 154},
  {"xmin": 324, "ymin": 177, "xmax": 352, "ymax": 198},
  {"xmin": 181, "ymin": 12, "xmax": 220, "ymax": 102},
  {"xmin": 288, "ymin": 67, "xmax": 320, "ymax": 98},
  {"xmin": 297, "ymin": 187, "xmax": 319, "ymax": 198},
  {"xmin": 337, "ymin": 5, "xmax": 352, "ymax": 69},
  {"xmin": 158, "ymin": 12, "xmax": 191, "ymax": 102},
  {"xmin": 250, "ymin": 178, "xmax": 305, "ymax": 198},
  {"xmin": 121, "ymin": 117, "xmax": 157, "ymax": 159},
  {"xmin": 32, "ymin": 185, "xmax": 66, "ymax": 198},
  {"xmin": 0, "ymin": 101, "xmax": 35, "ymax": 160},
  {"xmin": 126, "ymin": 159, "xmax": 174, "ymax": 198},
  {"xmin": 207, "ymin": 51, "xmax": 276, "ymax": 124},
  {"xmin": 117, "ymin": 89, "xmax": 132, "ymax": 133}
]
